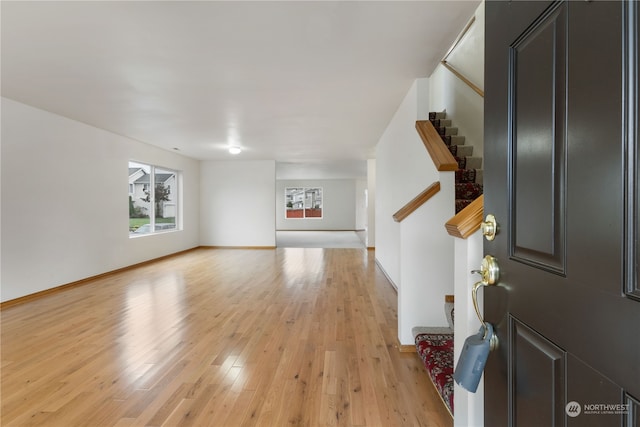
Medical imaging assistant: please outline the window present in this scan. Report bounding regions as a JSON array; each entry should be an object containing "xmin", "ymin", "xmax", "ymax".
[
  {"xmin": 128, "ymin": 161, "xmax": 179, "ymax": 236},
  {"xmin": 285, "ymin": 187, "xmax": 323, "ymax": 218}
]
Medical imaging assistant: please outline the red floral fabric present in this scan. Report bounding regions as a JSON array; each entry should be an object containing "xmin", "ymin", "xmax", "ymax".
[
  {"xmin": 415, "ymin": 333, "xmax": 454, "ymax": 415},
  {"xmin": 455, "ymin": 168, "xmax": 477, "ymax": 183},
  {"xmin": 455, "ymin": 183, "xmax": 483, "ymax": 200}
]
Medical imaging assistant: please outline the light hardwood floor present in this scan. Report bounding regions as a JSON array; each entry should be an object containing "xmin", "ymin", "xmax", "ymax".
[{"xmin": 1, "ymin": 248, "xmax": 452, "ymax": 426}]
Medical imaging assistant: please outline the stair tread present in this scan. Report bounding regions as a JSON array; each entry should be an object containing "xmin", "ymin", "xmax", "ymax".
[
  {"xmin": 455, "ymin": 182, "xmax": 483, "ymax": 189},
  {"xmin": 429, "ymin": 111, "xmax": 484, "ymax": 211},
  {"xmin": 437, "ymin": 127, "xmax": 458, "ymax": 136},
  {"xmin": 455, "ymin": 168, "xmax": 481, "ymax": 183},
  {"xmin": 455, "ymin": 183, "xmax": 483, "ymax": 200},
  {"xmin": 455, "ymin": 156, "xmax": 482, "ymax": 170},
  {"xmin": 448, "ymin": 145, "xmax": 473, "ymax": 157},
  {"xmin": 455, "ymin": 199, "xmax": 474, "ymax": 213},
  {"xmin": 440, "ymin": 135, "xmax": 466, "ymax": 146},
  {"xmin": 430, "ymin": 118, "xmax": 452, "ymax": 127}
]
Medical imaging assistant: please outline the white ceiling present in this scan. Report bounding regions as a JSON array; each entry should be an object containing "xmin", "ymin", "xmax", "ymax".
[{"xmin": 1, "ymin": 1, "xmax": 479, "ymax": 176}]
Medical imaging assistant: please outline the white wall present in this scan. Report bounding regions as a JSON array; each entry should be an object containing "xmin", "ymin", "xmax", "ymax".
[
  {"xmin": 200, "ymin": 160, "xmax": 276, "ymax": 247},
  {"xmin": 366, "ymin": 159, "xmax": 376, "ymax": 248},
  {"xmin": 1, "ymin": 97, "xmax": 201, "ymax": 302},
  {"xmin": 453, "ymin": 231, "xmax": 485, "ymax": 427},
  {"xmin": 429, "ymin": 2, "xmax": 485, "ymax": 157},
  {"xmin": 355, "ymin": 178, "xmax": 367, "ymax": 231},
  {"xmin": 375, "ymin": 78, "xmax": 437, "ymax": 286},
  {"xmin": 375, "ymin": 77, "xmax": 456, "ymax": 343},
  {"xmin": 398, "ymin": 172, "xmax": 454, "ymax": 343},
  {"xmin": 275, "ymin": 179, "xmax": 356, "ymax": 231}
]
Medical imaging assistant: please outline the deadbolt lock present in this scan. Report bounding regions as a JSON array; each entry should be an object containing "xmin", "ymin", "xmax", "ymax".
[
  {"xmin": 480, "ymin": 255, "xmax": 499, "ymax": 285},
  {"xmin": 481, "ymin": 214, "xmax": 498, "ymax": 241}
]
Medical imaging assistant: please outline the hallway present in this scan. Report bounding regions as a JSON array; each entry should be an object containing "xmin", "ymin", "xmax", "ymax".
[{"xmin": 276, "ymin": 230, "xmax": 366, "ymax": 249}]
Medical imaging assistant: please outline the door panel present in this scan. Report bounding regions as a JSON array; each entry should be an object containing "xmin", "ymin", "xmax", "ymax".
[
  {"xmin": 567, "ymin": 354, "xmax": 623, "ymax": 427},
  {"xmin": 626, "ymin": 394, "xmax": 640, "ymax": 426},
  {"xmin": 485, "ymin": 1, "xmax": 640, "ymax": 426},
  {"xmin": 627, "ymin": 0, "xmax": 640, "ymax": 301},
  {"xmin": 510, "ymin": 1, "xmax": 567, "ymax": 273},
  {"xmin": 565, "ymin": 0, "xmax": 624, "ymax": 297},
  {"xmin": 510, "ymin": 317, "xmax": 565, "ymax": 427}
]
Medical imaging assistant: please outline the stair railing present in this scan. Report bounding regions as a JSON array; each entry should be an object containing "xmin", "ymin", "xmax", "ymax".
[
  {"xmin": 392, "ymin": 118, "xmax": 458, "ymax": 223},
  {"xmin": 445, "ymin": 194, "xmax": 484, "ymax": 239},
  {"xmin": 415, "ymin": 120, "xmax": 458, "ymax": 171},
  {"xmin": 440, "ymin": 15, "xmax": 485, "ymax": 98},
  {"xmin": 393, "ymin": 182, "xmax": 441, "ymax": 223}
]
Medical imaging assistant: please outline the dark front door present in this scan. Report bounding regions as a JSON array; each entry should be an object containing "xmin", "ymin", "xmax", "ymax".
[{"xmin": 484, "ymin": 1, "xmax": 640, "ymax": 426}]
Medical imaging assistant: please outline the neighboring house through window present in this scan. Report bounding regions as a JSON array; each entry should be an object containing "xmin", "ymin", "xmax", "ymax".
[
  {"xmin": 128, "ymin": 161, "xmax": 179, "ymax": 236},
  {"xmin": 285, "ymin": 187, "xmax": 323, "ymax": 219}
]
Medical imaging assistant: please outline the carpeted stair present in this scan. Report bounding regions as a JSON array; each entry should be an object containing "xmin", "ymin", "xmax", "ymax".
[
  {"xmin": 412, "ymin": 297, "xmax": 455, "ymax": 416},
  {"xmin": 409, "ymin": 114, "xmax": 483, "ymax": 417},
  {"xmin": 429, "ymin": 112, "xmax": 483, "ymax": 213}
]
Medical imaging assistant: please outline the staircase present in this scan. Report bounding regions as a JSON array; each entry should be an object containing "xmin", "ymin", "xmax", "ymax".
[{"xmin": 428, "ymin": 112, "xmax": 483, "ymax": 213}]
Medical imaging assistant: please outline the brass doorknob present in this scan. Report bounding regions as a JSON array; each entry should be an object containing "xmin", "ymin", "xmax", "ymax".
[
  {"xmin": 480, "ymin": 255, "xmax": 499, "ymax": 285},
  {"xmin": 481, "ymin": 214, "xmax": 498, "ymax": 241},
  {"xmin": 472, "ymin": 255, "xmax": 500, "ymax": 285},
  {"xmin": 471, "ymin": 255, "xmax": 500, "ymax": 348}
]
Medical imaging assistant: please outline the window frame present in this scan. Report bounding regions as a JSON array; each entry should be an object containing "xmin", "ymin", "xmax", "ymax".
[
  {"xmin": 128, "ymin": 161, "xmax": 180, "ymax": 237},
  {"xmin": 285, "ymin": 187, "xmax": 323, "ymax": 219}
]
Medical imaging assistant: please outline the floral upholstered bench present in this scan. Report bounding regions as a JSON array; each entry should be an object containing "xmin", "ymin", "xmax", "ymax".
[{"xmin": 411, "ymin": 295, "xmax": 455, "ymax": 416}]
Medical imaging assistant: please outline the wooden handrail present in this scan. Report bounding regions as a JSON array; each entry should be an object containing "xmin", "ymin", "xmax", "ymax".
[
  {"xmin": 444, "ymin": 194, "xmax": 484, "ymax": 239},
  {"xmin": 441, "ymin": 61, "xmax": 484, "ymax": 98},
  {"xmin": 440, "ymin": 14, "xmax": 484, "ymax": 98},
  {"xmin": 442, "ymin": 16, "xmax": 476, "ymax": 62},
  {"xmin": 393, "ymin": 182, "xmax": 440, "ymax": 223},
  {"xmin": 415, "ymin": 121, "xmax": 458, "ymax": 171}
]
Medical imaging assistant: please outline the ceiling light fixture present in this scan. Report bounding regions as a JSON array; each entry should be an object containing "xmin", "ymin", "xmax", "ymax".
[{"xmin": 228, "ymin": 146, "xmax": 242, "ymax": 155}]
